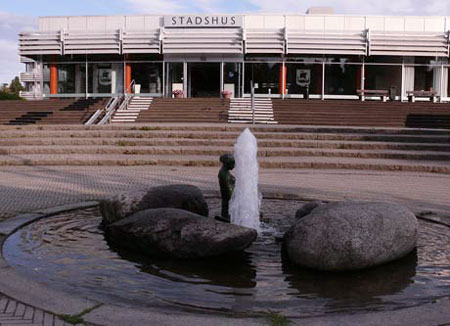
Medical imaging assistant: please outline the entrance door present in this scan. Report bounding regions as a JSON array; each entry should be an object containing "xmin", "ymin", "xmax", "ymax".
[{"xmin": 188, "ymin": 63, "xmax": 220, "ymax": 97}]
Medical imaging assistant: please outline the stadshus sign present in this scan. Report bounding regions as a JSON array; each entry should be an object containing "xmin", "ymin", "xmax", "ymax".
[{"xmin": 164, "ymin": 15, "xmax": 242, "ymax": 27}]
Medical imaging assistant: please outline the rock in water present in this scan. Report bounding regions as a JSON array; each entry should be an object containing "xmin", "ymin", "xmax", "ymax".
[
  {"xmin": 100, "ymin": 184, "xmax": 209, "ymax": 225},
  {"xmin": 284, "ymin": 201, "xmax": 418, "ymax": 271},
  {"xmin": 295, "ymin": 201, "xmax": 324, "ymax": 219},
  {"xmin": 107, "ymin": 208, "xmax": 258, "ymax": 259}
]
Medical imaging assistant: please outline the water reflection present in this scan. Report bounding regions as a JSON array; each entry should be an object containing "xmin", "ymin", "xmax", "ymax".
[
  {"xmin": 109, "ymin": 241, "xmax": 257, "ymax": 289},
  {"xmin": 282, "ymin": 251, "xmax": 417, "ymax": 311}
]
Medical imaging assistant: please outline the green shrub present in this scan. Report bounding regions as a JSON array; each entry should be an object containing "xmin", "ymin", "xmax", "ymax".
[{"xmin": 0, "ymin": 91, "xmax": 23, "ymax": 101}]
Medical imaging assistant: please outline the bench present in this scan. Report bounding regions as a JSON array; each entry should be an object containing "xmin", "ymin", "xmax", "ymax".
[
  {"xmin": 406, "ymin": 90, "xmax": 438, "ymax": 103},
  {"xmin": 357, "ymin": 89, "xmax": 389, "ymax": 102}
]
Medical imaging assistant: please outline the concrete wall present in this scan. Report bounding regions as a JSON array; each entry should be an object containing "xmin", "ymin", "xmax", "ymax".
[{"xmin": 39, "ymin": 14, "xmax": 450, "ymax": 32}]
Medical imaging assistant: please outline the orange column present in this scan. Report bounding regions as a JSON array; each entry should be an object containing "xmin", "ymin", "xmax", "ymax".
[
  {"xmin": 50, "ymin": 62, "xmax": 58, "ymax": 95},
  {"xmin": 279, "ymin": 64, "xmax": 287, "ymax": 95},
  {"xmin": 125, "ymin": 62, "xmax": 132, "ymax": 93}
]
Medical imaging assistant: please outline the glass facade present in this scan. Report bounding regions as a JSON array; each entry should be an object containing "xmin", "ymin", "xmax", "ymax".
[
  {"xmin": 325, "ymin": 60, "xmax": 360, "ymax": 96},
  {"xmin": 223, "ymin": 63, "xmax": 242, "ymax": 98},
  {"xmin": 35, "ymin": 54, "xmax": 450, "ymax": 101},
  {"xmin": 365, "ymin": 65, "xmax": 402, "ymax": 97},
  {"xmin": 286, "ymin": 62, "xmax": 322, "ymax": 97},
  {"xmin": 166, "ymin": 62, "xmax": 184, "ymax": 97},
  {"xmin": 244, "ymin": 63, "xmax": 280, "ymax": 95},
  {"xmin": 88, "ymin": 63, "xmax": 123, "ymax": 95},
  {"xmin": 131, "ymin": 63, "xmax": 163, "ymax": 95}
]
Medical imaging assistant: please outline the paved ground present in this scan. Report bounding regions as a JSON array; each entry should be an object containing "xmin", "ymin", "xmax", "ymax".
[
  {"xmin": 0, "ymin": 166, "xmax": 448, "ymax": 220},
  {"xmin": 0, "ymin": 165, "xmax": 449, "ymax": 325},
  {"xmin": 0, "ymin": 294, "xmax": 77, "ymax": 326}
]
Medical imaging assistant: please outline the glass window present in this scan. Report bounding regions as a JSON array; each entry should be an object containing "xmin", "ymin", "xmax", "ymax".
[
  {"xmin": 414, "ymin": 66, "xmax": 435, "ymax": 91},
  {"xmin": 88, "ymin": 63, "xmax": 123, "ymax": 95},
  {"xmin": 325, "ymin": 60, "xmax": 361, "ymax": 95},
  {"xmin": 365, "ymin": 65, "xmax": 402, "ymax": 96},
  {"xmin": 166, "ymin": 62, "xmax": 184, "ymax": 97},
  {"xmin": 131, "ymin": 63, "xmax": 163, "ymax": 95},
  {"xmin": 244, "ymin": 63, "xmax": 280, "ymax": 94},
  {"xmin": 57, "ymin": 64, "xmax": 75, "ymax": 94},
  {"xmin": 223, "ymin": 63, "xmax": 242, "ymax": 98},
  {"xmin": 43, "ymin": 64, "xmax": 50, "ymax": 95},
  {"xmin": 286, "ymin": 63, "xmax": 322, "ymax": 96}
]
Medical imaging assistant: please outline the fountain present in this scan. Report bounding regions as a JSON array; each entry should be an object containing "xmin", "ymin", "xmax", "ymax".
[
  {"xmin": 229, "ymin": 128, "xmax": 261, "ymax": 233},
  {"xmin": 2, "ymin": 129, "xmax": 450, "ymax": 319}
]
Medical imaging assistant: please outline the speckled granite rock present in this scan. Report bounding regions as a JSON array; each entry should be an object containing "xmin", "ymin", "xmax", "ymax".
[
  {"xmin": 295, "ymin": 201, "xmax": 325, "ymax": 219},
  {"xmin": 100, "ymin": 184, "xmax": 208, "ymax": 225},
  {"xmin": 284, "ymin": 201, "xmax": 418, "ymax": 271},
  {"xmin": 107, "ymin": 208, "xmax": 257, "ymax": 259}
]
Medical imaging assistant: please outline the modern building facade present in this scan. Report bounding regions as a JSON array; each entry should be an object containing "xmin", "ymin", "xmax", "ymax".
[{"xmin": 18, "ymin": 10, "xmax": 450, "ymax": 101}]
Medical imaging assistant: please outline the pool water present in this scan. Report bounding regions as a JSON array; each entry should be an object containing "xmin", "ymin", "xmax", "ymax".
[{"xmin": 4, "ymin": 199, "xmax": 450, "ymax": 317}]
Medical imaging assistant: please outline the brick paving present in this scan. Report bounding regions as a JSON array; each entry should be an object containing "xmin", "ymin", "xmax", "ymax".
[
  {"xmin": 0, "ymin": 294, "xmax": 81, "ymax": 326},
  {"xmin": 0, "ymin": 165, "xmax": 448, "ymax": 325}
]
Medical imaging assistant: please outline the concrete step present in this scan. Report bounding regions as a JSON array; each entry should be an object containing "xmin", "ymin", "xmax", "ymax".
[
  {"xmin": 2, "ymin": 146, "xmax": 450, "ymax": 161},
  {"xmin": 0, "ymin": 137, "xmax": 448, "ymax": 152},
  {"xmin": 0, "ymin": 130, "xmax": 448, "ymax": 143},
  {"xmin": 0, "ymin": 153, "xmax": 448, "ymax": 172}
]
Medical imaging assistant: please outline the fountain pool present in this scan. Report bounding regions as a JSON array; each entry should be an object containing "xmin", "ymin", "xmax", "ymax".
[{"xmin": 3, "ymin": 197, "xmax": 450, "ymax": 317}]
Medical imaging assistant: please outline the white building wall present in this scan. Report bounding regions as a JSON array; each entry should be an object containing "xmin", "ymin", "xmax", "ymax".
[{"xmin": 39, "ymin": 14, "xmax": 450, "ymax": 33}]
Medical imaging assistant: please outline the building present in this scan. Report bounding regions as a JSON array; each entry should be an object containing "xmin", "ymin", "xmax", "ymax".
[{"xmin": 18, "ymin": 9, "xmax": 450, "ymax": 101}]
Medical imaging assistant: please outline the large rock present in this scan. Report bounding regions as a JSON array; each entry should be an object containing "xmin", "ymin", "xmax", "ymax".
[
  {"xmin": 283, "ymin": 201, "xmax": 418, "ymax": 271},
  {"xmin": 100, "ymin": 184, "xmax": 208, "ymax": 225},
  {"xmin": 295, "ymin": 201, "xmax": 324, "ymax": 219},
  {"xmin": 107, "ymin": 208, "xmax": 258, "ymax": 259}
]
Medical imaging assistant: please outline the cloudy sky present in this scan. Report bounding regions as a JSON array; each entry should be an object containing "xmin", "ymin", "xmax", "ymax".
[{"xmin": 1, "ymin": 0, "xmax": 450, "ymax": 84}]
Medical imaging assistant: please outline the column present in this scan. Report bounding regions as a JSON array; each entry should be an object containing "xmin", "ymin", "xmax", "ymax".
[
  {"xmin": 125, "ymin": 61, "xmax": 132, "ymax": 94},
  {"xmin": 50, "ymin": 56, "xmax": 58, "ymax": 95},
  {"xmin": 279, "ymin": 63, "xmax": 287, "ymax": 97}
]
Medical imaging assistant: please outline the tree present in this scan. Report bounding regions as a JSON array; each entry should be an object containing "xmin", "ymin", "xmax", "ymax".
[{"xmin": 9, "ymin": 77, "xmax": 24, "ymax": 95}]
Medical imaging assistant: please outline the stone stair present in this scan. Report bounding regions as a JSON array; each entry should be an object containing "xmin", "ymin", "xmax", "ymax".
[
  {"xmin": 273, "ymin": 99, "xmax": 450, "ymax": 128},
  {"xmin": 136, "ymin": 98, "xmax": 229, "ymax": 123},
  {"xmin": 0, "ymin": 99, "xmax": 107, "ymax": 125},
  {"xmin": 0, "ymin": 124, "xmax": 448, "ymax": 173},
  {"xmin": 111, "ymin": 97, "xmax": 153, "ymax": 123},
  {"xmin": 228, "ymin": 98, "xmax": 277, "ymax": 124}
]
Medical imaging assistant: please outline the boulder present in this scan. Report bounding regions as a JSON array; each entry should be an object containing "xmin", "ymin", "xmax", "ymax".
[
  {"xmin": 295, "ymin": 201, "xmax": 324, "ymax": 219},
  {"xmin": 107, "ymin": 208, "xmax": 258, "ymax": 259},
  {"xmin": 284, "ymin": 201, "xmax": 418, "ymax": 271},
  {"xmin": 100, "ymin": 184, "xmax": 208, "ymax": 225}
]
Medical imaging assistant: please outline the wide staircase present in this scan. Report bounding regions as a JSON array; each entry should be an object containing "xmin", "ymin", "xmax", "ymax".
[
  {"xmin": 273, "ymin": 100, "xmax": 450, "ymax": 128},
  {"xmin": 0, "ymin": 99, "xmax": 107, "ymax": 125},
  {"xmin": 111, "ymin": 97, "xmax": 153, "ymax": 123},
  {"xmin": 0, "ymin": 124, "xmax": 448, "ymax": 173},
  {"xmin": 0, "ymin": 100, "xmax": 75, "ymax": 125},
  {"xmin": 136, "ymin": 98, "xmax": 229, "ymax": 123},
  {"xmin": 228, "ymin": 98, "xmax": 277, "ymax": 124}
]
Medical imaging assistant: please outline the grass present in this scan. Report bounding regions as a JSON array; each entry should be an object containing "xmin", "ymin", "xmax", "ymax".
[
  {"xmin": 267, "ymin": 311, "xmax": 290, "ymax": 326},
  {"xmin": 139, "ymin": 126, "xmax": 160, "ymax": 131},
  {"xmin": 116, "ymin": 140, "xmax": 137, "ymax": 147},
  {"xmin": 58, "ymin": 303, "xmax": 102, "ymax": 325}
]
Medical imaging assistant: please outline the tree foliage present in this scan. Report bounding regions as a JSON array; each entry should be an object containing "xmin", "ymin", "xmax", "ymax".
[{"xmin": 9, "ymin": 77, "xmax": 24, "ymax": 95}]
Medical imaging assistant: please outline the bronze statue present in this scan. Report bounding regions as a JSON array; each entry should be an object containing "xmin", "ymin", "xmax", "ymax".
[{"xmin": 217, "ymin": 154, "xmax": 235, "ymax": 223}]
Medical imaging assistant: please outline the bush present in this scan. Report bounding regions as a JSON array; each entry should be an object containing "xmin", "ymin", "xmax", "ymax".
[{"xmin": 0, "ymin": 91, "xmax": 23, "ymax": 101}]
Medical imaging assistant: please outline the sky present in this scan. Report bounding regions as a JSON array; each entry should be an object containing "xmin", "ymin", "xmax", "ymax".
[{"xmin": 1, "ymin": 0, "xmax": 450, "ymax": 84}]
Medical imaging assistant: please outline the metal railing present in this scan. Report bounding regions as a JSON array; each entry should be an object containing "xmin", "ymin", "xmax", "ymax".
[
  {"xmin": 85, "ymin": 96, "xmax": 119, "ymax": 125},
  {"xmin": 97, "ymin": 96, "xmax": 124, "ymax": 125}
]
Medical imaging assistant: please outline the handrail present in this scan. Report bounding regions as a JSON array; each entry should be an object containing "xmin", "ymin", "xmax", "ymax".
[
  {"xmin": 85, "ymin": 97, "xmax": 116, "ymax": 125},
  {"xmin": 126, "ymin": 79, "xmax": 135, "ymax": 95},
  {"xmin": 98, "ymin": 96, "xmax": 122, "ymax": 125}
]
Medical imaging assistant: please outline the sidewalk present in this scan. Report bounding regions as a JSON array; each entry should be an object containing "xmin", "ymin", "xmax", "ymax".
[{"xmin": 0, "ymin": 166, "xmax": 448, "ymax": 220}]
